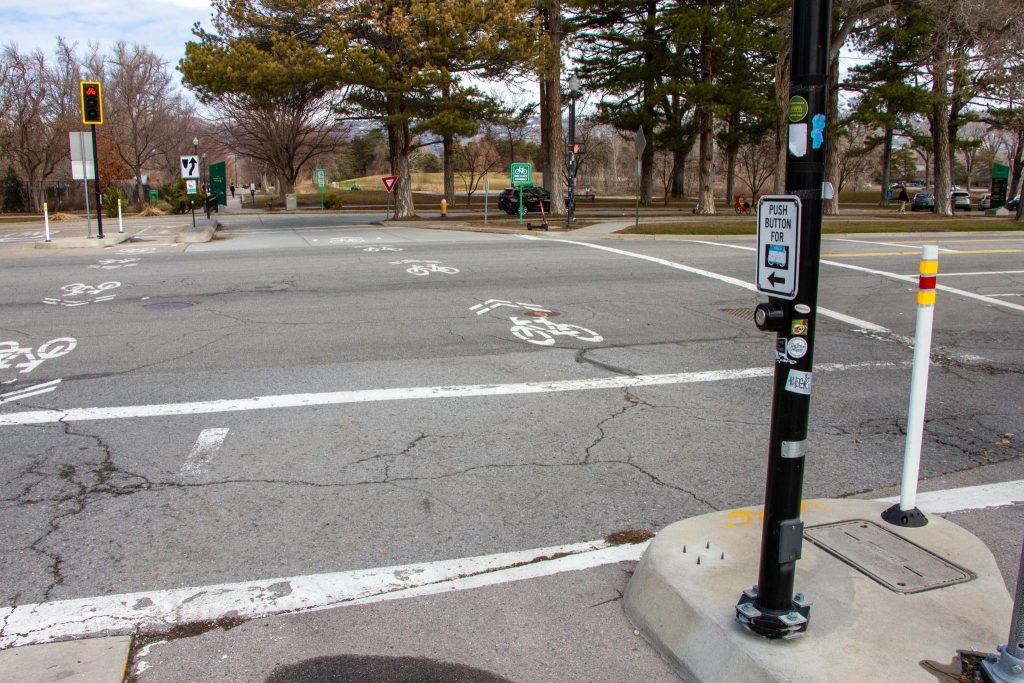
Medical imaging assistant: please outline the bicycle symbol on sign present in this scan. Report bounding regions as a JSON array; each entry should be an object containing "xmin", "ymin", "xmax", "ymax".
[
  {"xmin": 0, "ymin": 337, "xmax": 77, "ymax": 374},
  {"xmin": 43, "ymin": 282, "xmax": 121, "ymax": 307},
  {"xmin": 468, "ymin": 299, "xmax": 603, "ymax": 347}
]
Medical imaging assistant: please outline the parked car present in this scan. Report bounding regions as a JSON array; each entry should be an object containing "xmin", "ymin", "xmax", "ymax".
[
  {"xmin": 1008, "ymin": 195, "xmax": 1020, "ymax": 211},
  {"xmin": 951, "ymin": 190, "xmax": 971, "ymax": 211},
  {"xmin": 911, "ymin": 192, "xmax": 935, "ymax": 211},
  {"xmin": 978, "ymin": 193, "xmax": 991, "ymax": 211},
  {"xmin": 497, "ymin": 186, "xmax": 551, "ymax": 215}
]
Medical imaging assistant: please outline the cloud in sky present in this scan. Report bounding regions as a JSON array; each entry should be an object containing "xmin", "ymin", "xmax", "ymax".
[{"xmin": 2, "ymin": 0, "xmax": 212, "ymax": 71}]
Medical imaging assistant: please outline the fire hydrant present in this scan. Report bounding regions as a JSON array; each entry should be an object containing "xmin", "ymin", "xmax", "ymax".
[{"xmin": 440, "ymin": 198, "xmax": 448, "ymax": 218}]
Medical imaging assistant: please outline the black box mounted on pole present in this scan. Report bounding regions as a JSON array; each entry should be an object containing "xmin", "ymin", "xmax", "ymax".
[{"xmin": 735, "ymin": 0, "xmax": 832, "ymax": 640}]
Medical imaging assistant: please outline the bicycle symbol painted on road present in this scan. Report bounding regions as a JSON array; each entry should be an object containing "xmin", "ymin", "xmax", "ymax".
[
  {"xmin": 390, "ymin": 259, "xmax": 459, "ymax": 276},
  {"xmin": 0, "ymin": 230, "xmax": 57, "ymax": 243},
  {"xmin": 116, "ymin": 247, "xmax": 156, "ymax": 255},
  {"xmin": 361, "ymin": 245, "xmax": 403, "ymax": 252},
  {"xmin": 43, "ymin": 282, "xmax": 121, "ymax": 307},
  {"xmin": 469, "ymin": 299, "xmax": 603, "ymax": 347},
  {"xmin": 90, "ymin": 258, "xmax": 140, "ymax": 270},
  {"xmin": 0, "ymin": 337, "xmax": 77, "ymax": 374}
]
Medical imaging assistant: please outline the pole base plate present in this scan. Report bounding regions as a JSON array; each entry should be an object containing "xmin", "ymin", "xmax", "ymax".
[{"xmin": 881, "ymin": 504, "xmax": 928, "ymax": 528}]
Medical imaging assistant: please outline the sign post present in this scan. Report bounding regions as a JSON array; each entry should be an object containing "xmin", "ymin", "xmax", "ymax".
[
  {"xmin": 381, "ymin": 175, "xmax": 398, "ymax": 220},
  {"xmin": 736, "ymin": 0, "xmax": 832, "ymax": 640},
  {"xmin": 510, "ymin": 162, "xmax": 533, "ymax": 226},
  {"xmin": 634, "ymin": 127, "xmax": 646, "ymax": 229},
  {"xmin": 70, "ymin": 132, "xmax": 94, "ymax": 238},
  {"xmin": 316, "ymin": 168, "xmax": 327, "ymax": 209}
]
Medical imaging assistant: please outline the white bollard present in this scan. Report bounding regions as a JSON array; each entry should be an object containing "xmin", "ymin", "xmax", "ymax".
[
  {"xmin": 44, "ymin": 202, "xmax": 51, "ymax": 242},
  {"xmin": 882, "ymin": 244, "xmax": 939, "ymax": 528},
  {"xmin": 118, "ymin": 198, "xmax": 124, "ymax": 233}
]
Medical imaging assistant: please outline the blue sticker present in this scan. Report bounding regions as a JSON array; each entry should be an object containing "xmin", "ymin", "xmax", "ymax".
[{"xmin": 811, "ymin": 114, "xmax": 825, "ymax": 149}]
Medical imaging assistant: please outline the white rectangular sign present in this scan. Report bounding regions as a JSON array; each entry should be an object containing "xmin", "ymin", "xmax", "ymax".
[
  {"xmin": 69, "ymin": 132, "xmax": 94, "ymax": 180},
  {"xmin": 756, "ymin": 195, "xmax": 801, "ymax": 299},
  {"xmin": 185, "ymin": 179, "xmax": 198, "ymax": 195},
  {"xmin": 180, "ymin": 155, "xmax": 199, "ymax": 179}
]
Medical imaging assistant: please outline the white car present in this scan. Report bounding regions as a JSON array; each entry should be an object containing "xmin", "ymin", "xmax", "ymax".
[{"xmin": 950, "ymin": 191, "xmax": 971, "ymax": 211}]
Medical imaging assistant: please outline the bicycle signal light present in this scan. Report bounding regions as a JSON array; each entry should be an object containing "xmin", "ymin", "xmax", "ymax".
[{"xmin": 80, "ymin": 81, "xmax": 103, "ymax": 125}]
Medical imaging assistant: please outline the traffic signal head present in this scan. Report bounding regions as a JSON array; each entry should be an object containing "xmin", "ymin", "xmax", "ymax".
[{"xmin": 81, "ymin": 81, "xmax": 103, "ymax": 125}]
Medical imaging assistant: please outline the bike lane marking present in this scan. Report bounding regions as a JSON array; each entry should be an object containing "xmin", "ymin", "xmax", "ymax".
[
  {"xmin": 0, "ymin": 360, "xmax": 900, "ymax": 426},
  {"xmin": 180, "ymin": 428, "xmax": 230, "ymax": 477},
  {"xmin": 1, "ymin": 478, "xmax": 1019, "ymax": 649}
]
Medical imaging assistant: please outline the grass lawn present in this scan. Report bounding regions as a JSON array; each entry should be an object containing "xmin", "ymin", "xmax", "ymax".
[{"xmin": 622, "ymin": 216, "xmax": 1023, "ymax": 235}]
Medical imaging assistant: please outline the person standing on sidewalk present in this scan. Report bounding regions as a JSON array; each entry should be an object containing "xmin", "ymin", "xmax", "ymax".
[{"xmin": 897, "ymin": 186, "xmax": 909, "ymax": 213}]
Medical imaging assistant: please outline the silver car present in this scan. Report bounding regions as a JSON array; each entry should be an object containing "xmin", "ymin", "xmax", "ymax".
[{"xmin": 951, "ymin": 191, "xmax": 971, "ymax": 211}]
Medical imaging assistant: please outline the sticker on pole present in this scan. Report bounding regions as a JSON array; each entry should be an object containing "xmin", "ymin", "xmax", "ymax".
[
  {"xmin": 756, "ymin": 195, "xmax": 801, "ymax": 300},
  {"xmin": 381, "ymin": 175, "xmax": 398, "ymax": 193}
]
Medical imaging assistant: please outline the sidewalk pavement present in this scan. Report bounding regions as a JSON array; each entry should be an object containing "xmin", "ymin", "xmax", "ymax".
[{"xmin": 3, "ymin": 485, "xmax": 1021, "ymax": 683}]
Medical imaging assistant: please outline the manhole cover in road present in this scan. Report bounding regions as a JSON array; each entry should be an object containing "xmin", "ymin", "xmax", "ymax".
[
  {"xmin": 520, "ymin": 309, "xmax": 559, "ymax": 318},
  {"xmin": 144, "ymin": 301, "xmax": 194, "ymax": 311},
  {"xmin": 266, "ymin": 655, "xmax": 516, "ymax": 683}
]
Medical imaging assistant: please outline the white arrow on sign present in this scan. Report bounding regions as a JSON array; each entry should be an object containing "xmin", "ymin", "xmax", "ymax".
[
  {"xmin": 180, "ymin": 155, "xmax": 199, "ymax": 179},
  {"xmin": 756, "ymin": 195, "xmax": 801, "ymax": 299}
]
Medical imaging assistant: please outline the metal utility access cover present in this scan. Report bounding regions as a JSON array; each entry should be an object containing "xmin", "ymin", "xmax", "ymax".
[{"xmin": 804, "ymin": 520, "xmax": 974, "ymax": 594}]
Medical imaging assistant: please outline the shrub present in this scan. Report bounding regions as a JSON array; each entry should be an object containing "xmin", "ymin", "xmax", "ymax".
[
  {"xmin": 323, "ymin": 192, "xmax": 344, "ymax": 209},
  {"xmin": 103, "ymin": 186, "xmax": 126, "ymax": 217},
  {"xmin": 159, "ymin": 179, "xmax": 207, "ymax": 214},
  {"xmin": 1, "ymin": 167, "xmax": 27, "ymax": 213}
]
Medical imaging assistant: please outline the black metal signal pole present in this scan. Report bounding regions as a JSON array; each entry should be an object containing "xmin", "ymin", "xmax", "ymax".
[
  {"xmin": 735, "ymin": 0, "xmax": 832, "ymax": 639},
  {"xmin": 90, "ymin": 123, "xmax": 104, "ymax": 239}
]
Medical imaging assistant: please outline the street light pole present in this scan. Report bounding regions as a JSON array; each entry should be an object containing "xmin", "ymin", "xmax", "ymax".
[{"xmin": 567, "ymin": 74, "xmax": 580, "ymax": 227}]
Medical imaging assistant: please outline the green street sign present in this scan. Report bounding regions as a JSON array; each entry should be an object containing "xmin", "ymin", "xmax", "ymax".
[
  {"xmin": 510, "ymin": 162, "xmax": 533, "ymax": 187},
  {"xmin": 209, "ymin": 160, "xmax": 227, "ymax": 205},
  {"xmin": 315, "ymin": 168, "xmax": 327, "ymax": 189}
]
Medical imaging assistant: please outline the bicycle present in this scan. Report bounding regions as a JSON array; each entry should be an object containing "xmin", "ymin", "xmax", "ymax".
[
  {"xmin": 734, "ymin": 196, "xmax": 752, "ymax": 215},
  {"xmin": 407, "ymin": 263, "xmax": 459, "ymax": 276}
]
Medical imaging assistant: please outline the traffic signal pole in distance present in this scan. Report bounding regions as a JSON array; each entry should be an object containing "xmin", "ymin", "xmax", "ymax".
[
  {"xmin": 735, "ymin": 0, "xmax": 832, "ymax": 640},
  {"xmin": 81, "ymin": 82, "xmax": 104, "ymax": 238}
]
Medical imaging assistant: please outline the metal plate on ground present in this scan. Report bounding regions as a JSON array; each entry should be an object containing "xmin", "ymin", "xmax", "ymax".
[{"xmin": 804, "ymin": 520, "xmax": 974, "ymax": 594}]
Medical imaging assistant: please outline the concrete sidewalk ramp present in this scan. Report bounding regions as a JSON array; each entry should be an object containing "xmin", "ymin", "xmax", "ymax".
[{"xmin": 625, "ymin": 499, "xmax": 1010, "ymax": 682}]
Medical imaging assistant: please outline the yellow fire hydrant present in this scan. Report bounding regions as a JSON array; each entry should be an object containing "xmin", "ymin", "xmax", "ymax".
[{"xmin": 440, "ymin": 198, "xmax": 448, "ymax": 218}]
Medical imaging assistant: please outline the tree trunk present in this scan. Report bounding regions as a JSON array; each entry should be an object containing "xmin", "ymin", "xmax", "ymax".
[
  {"xmin": 931, "ymin": 43, "xmax": 952, "ymax": 216},
  {"xmin": 879, "ymin": 124, "xmax": 893, "ymax": 206},
  {"xmin": 671, "ymin": 147, "xmax": 687, "ymax": 197},
  {"xmin": 640, "ymin": 126, "xmax": 654, "ymax": 206},
  {"xmin": 540, "ymin": 4, "xmax": 565, "ymax": 215},
  {"xmin": 823, "ymin": 50, "xmax": 841, "ymax": 215},
  {"xmin": 443, "ymin": 133, "xmax": 455, "ymax": 205},
  {"xmin": 386, "ymin": 109, "xmax": 415, "ymax": 218},
  {"xmin": 773, "ymin": 19, "xmax": 792, "ymax": 195},
  {"xmin": 695, "ymin": 27, "xmax": 715, "ymax": 214}
]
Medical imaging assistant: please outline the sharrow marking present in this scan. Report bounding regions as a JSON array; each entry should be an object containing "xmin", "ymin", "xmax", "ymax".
[
  {"xmin": 0, "ymin": 361, "xmax": 897, "ymax": 426},
  {"xmin": 0, "ymin": 479, "xmax": 1019, "ymax": 649},
  {"xmin": 180, "ymin": 428, "xmax": 230, "ymax": 476}
]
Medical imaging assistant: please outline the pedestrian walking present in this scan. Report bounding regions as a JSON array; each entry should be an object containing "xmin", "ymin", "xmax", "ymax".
[
  {"xmin": 230, "ymin": 183, "xmax": 235, "ymax": 198},
  {"xmin": 897, "ymin": 186, "xmax": 909, "ymax": 213}
]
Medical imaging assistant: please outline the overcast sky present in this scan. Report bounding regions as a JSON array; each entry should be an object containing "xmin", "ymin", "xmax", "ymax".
[{"xmin": 2, "ymin": 0, "xmax": 211, "ymax": 71}]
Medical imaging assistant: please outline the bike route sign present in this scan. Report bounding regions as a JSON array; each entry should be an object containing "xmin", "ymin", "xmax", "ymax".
[
  {"xmin": 510, "ymin": 162, "xmax": 532, "ymax": 187},
  {"xmin": 756, "ymin": 195, "xmax": 801, "ymax": 299}
]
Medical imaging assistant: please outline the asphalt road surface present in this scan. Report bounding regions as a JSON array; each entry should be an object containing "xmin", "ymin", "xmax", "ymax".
[{"xmin": 0, "ymin": 216, "xmax": 1021, "ymax": 621}]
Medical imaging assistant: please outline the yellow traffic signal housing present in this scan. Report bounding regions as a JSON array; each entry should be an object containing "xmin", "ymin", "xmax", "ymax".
[{"xmin": 80, "ymin": 81, "xmax": 103, "ymax": 125}]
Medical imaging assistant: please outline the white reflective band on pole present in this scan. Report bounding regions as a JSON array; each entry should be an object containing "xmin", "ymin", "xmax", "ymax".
[{"xmin": 898, "ymin": 244, "xmax": 939, "ymax": 512}]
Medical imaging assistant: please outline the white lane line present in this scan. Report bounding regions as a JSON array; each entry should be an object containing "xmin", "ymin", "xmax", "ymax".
[
  {"xmin": 877, "ymin": 479, "xmax": 1024, "ymax": 514},
  {"xmin": 935, "ymin": 270, "xmax": 1024, "ymax": 278},
  {"xmin": 0, "ymin": 379, "xmax": 62, "ymax": 405},
  {"xmin": 524, "ymin": 237, "xmax": 890, "ymax": 333},
  {"xmin": 180, "ymin": 428, "xmax": 230, "ymax": 476},
  {"xmin": 829, "ymin": 237, "xmax": 957, "ymax": 252},
  {"xmin": 666, "ymin": 238, "xmax": 1024, "ymax": 315},
  {"xmin": 2, "ymin": 479, "xmax": 1019, "ymax": 649},
  {"xmin": 0, "ymin": 361, "xmax": 896, "ymax": 426}
]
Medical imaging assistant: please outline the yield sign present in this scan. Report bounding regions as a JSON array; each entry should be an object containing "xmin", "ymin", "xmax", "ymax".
[{"xmin": 381, "ymin": 176, "xmax": 398, "ymax": 193}]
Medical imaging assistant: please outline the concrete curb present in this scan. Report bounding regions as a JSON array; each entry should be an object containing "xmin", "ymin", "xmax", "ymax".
[
  {"xmin": 34, "ymin": 233, "xmax": 132, "ymax": 249},
  {"xmin": 0, "ymin": 636, "xmax": 130, "ymax": 683},
  {"xmin": 625, "ymin": 499, "xmax": 1011, "ymax": 682},
  {"xmin": 175, "ymin": 217, "xmax": 220, "ymax": 244}
]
